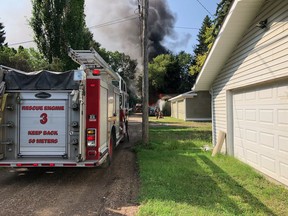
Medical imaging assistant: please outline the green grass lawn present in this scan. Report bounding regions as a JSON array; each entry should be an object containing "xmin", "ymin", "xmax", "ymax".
[{"xmin": 137, "ymin": 117, "xmax": 288, "ymax": 216}]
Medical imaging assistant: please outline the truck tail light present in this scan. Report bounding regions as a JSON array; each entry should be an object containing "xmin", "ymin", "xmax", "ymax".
[
  {"xmin": 92, "ymin": 69, "xmax": 101, "ymax": 76},
  {"xmin": 87, "ymin": 129, "xmax": 96, "ymax": 147}
]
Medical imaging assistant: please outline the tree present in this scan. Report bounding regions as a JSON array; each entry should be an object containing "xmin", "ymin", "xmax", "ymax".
[
  {"xmin": 0, "ymin": 22, "xmax": 6, "ymax": 46},
  {"xmin": 148, "ymin": 52, "xmax": 194, "ymax": 103},
  {"xmin": 193, "ymin": 16, "xmax": 212, "ymax": 56},
  {"xmin": 107, "ymin": 51, "xmax": 137, "ymax": 81},
  {"xmin": 189, "ymin": 16, "xmax": 213, "ymax": 76},
  {"xmin": 106, "ymin": 50, "xmax": 139, "ymax": 106},
  {"xmin": 189, "ymin": 0, "xmax": 232, "ymax": 77},
  {"xmin": 149, "ymin": 54, "xmax": 174, "ymax": 91},
  {"xmin": 0, "ymin": 46, "xmax": 33, "ymax": 71},
  {"xmin": 0, "ymin": 45, "xmax": 67, "ymax": 71},
  {"xmin": 213, "ymin": 0, "xmax": 233, "ymax": 36},
  {"xmin": 30, "ymin": 0, "xmax": 91, "ymax": 70},
  {"xmin": 190, "ymin": 26, "xmax": 214, "ymax": 76},
  {"xmin": 176, "ymin": 51, "xmax": 194, "ymax": 92}
]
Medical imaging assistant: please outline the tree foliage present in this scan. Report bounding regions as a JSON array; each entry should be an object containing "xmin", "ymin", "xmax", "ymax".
[
  {"xmin": 30, "ymin": 0, "xmax": 90, "ymax": 70},
  {"xmin": 148, "ymin": 52, "xmax": 194, "ymax": 103},
  {"xmin": 0, "ymin": 45, "xmax": 68, "ymax": 72},
  {"xmin": 213, "ymin": 0, "xmax": 233, "ymax": 36},
  {"xmin": 106, "ymin": 50, "xmax": 138, "ymax": 105},
  {"xmin": 193, "ymin": 16, "xmax": 212, "ymax": 56},
  {"xmin": 107, "ymin": 51, "xmax": 137, "ymax": 81},
  {"xmin": 189, "ymin": 0, "xmax": 232, "ymax": 77},
  {"xmin": 0, "ymin": 22, "xmax": 6, "ymax": 46},
  {"xmin": 190, "ymin": 26, "xmax": 214, "ymax": 75}
]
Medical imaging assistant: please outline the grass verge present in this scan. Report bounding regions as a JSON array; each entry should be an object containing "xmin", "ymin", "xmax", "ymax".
[{"xmin": 137, "ymin": 117, "xmax": 288, "ymax": 216}]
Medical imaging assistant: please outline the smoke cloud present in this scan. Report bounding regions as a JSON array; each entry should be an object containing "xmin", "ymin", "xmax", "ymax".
[
  {"xmin": 148, "ymin": 0, "xmax": 175, "ymax": 60},
  {"xmin": 85, "ymin": 0, "xmax": 176, "ymax": 62}
]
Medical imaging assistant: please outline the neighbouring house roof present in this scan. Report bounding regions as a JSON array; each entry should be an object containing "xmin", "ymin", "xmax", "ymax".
[
  {"xmin": 193, "ymin": 0, "xmax": 265, "ymax": 91},
  {"xmin": 168, "ymin": 91, "xmax": 197, "ymax": 102}
]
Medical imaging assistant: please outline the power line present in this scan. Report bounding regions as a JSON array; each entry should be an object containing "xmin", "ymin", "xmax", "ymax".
[
  {"xmin": 195, "ymin": 0, "xmax": 214, "ymax": 17},
  {"xmin": 88, "ymin": 15, "xmax": 138, "ymax": 29},
  {"xmin": 175, "ymin": 26, "xmax": 200, "ymax": 30},
  {"xmin": 9, "ymin": 40, "xmax": 35, "ymax": 46},
  {"xmin": 8, "ymin": 15, "xmax": 140, "ymax": 47}
]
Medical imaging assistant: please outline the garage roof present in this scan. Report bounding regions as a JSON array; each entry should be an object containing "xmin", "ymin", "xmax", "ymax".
[
  {"xmin": 168, "ymin": 91, "xmax": 197, "ymax": 102},
  {"xmin": 193, "ymin": 0, "xmax": 265, "ymax": 91}
]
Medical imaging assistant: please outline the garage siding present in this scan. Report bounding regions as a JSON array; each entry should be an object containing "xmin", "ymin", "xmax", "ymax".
[{"xmin": 211, "ymin": 0, "xmax": 288, "ymax": 148}]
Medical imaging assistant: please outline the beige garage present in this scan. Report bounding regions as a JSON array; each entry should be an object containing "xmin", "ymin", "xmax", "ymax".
[
  {"xmin": 169, "ymin": 91, "xmax": 211, "ymax": 121},
  {"xmin": 193, "ymin": 0, "xmax": 288, "ymax": 186}
]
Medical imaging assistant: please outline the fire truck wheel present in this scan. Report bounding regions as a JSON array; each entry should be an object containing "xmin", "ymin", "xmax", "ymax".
[
  {"xmin": 109, "ymin": 128, "xmax": 116, "ymax": 160},
  {"xmin": 112, "ymin": 127, "xmax": 117, "ymax": 148},
  {"xmin": 102, "ymin": 136, "xmax": 114, "ymax": 168},
  {"xmin": 125, "ymin": 120, "xmax": 129, "ymax": 142}
]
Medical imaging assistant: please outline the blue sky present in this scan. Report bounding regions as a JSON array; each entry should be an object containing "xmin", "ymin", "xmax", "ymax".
[
  {"xmin": 165, "ymin": 0, "xmax": 219, "ymax": 53},
  {"xmin": 0, "ymin": 0, "xmax": 220, "ymax": 55}
]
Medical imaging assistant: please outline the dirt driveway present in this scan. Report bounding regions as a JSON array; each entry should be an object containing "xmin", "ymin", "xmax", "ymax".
[{"xmin": 0, "ymin": 114, "xmax": 142, "ymax": 216}]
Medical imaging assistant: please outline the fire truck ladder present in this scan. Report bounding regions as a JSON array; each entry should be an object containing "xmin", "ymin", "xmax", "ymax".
[{"xmin": 68, "ymin": 48, "xmax": 119, "ymax": 81}]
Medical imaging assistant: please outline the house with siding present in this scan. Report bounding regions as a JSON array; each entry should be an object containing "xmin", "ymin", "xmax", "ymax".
[
  {"xmin": 193, "ymin": 0, "xmax": 288, "ymax": 186},
  {"xmin": 169, "ymin": 91, "xmax": 211, "ymax": 121}
]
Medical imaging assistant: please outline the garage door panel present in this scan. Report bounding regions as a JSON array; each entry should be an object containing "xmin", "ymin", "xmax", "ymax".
[
  {"xmin": 246, "ymin": 149, "xmax": 258, "ymax": 166},
  {"xmin": 280, "ymin": 162, "xmax": 288, "ymax": 181},
  {"xmin": 234, "ymin": 127, "xmax": 244, "ymax": 138},
  {"xmin": 245, "ymin": 109, "xmax": 257, "ymax": 121},
  {"xmin": 258, "ymin": 87, "xmax": 273, "ymax": 99},
  {"xmin": 279, "ymin": 135, "xmax": 288, "ymax": 154},
  {"xmin": 245, "ymin": 91, "xmax": 256, "ymax": 100},
  {"xmin": 177, "ymin": 100, "xmax": 184, "ymax": 120},
  {"xmin": 233, "ymin": 79, "xmax": 288, "ymax": 186},
  {"xmin": 276, "ymin": 84, "xmax": 288, "ymax": 98},
  {"xmin": 245, "ymin": 129, "xmax": 257, "ymax": 143},
  {"xmin": 259, "ymin": 132, "xmax": 275, "ymax": 149},
  {"xmin": 235, "ymin": 145, "xmax": 244, "ymax": 158},
  {"xmin": 259, "ymin": 109, "xmax": 274, "ymax": 124},
  {"xmin": 278, "ymin": 109, "xmax": 288, "ymax": 125},
  {"xmin": 260, "ymin": 154, "xmax": 276, "ymax": 174}
]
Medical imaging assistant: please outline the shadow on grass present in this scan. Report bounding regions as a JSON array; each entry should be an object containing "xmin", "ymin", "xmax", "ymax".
[
  {"xmin": 139, "ymin": 152, "xmax": 276, "ymax": 215},
  {"xmin": 198, "ymin": 155, "xmax": 276, "ymax": 215}
]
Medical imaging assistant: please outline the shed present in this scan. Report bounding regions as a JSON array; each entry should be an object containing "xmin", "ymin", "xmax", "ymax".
[
  {"xmin": 193, "ymin": 0, "xmax": 288, "ymax": 186},
  {"xmin": 169, "ymin": 91, "xmax": 211, "ymax": 121}
]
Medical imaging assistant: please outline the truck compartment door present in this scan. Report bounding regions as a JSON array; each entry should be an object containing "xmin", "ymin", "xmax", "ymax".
[{"xmin": 19, "ymin": 93, "xmax": 68, "ymax": 157}]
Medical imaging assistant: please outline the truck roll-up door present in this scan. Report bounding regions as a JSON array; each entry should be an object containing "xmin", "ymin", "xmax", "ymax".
[{"xmin": 19, "ymin": 92, "xmax": 68, "ymax": 157}]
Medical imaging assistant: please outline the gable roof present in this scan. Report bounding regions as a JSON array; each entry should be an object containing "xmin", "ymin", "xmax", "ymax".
[{"xmin": 193, "ymin": 0, "xmax": 265, "ymax": 91}]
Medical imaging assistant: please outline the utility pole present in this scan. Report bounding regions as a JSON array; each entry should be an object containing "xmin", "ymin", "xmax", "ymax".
[{"xmin": 142, "ymin": 0, "xmax": 149, "ymax": 145}]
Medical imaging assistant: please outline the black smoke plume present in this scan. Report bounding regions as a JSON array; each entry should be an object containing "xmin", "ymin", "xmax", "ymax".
[
  {"xmin": 85, "ymin": 0, "xmax": 176, "ymax": 62},
  {"xmin": 147, "ymin": 0, "xmax": 175, "ymax": 60}
]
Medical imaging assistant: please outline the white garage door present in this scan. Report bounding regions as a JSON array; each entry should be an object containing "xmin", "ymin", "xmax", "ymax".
[
  {"xmin": 177, "ymin": 100, "xmax": 185, "ymax": 120},
  {"xmin": 171, "ymin": 102, "xmax": 177, "ymax": 118},
  {"xmin": 233, "ymin": 79, "xmax": 288, "ymax": 186}
]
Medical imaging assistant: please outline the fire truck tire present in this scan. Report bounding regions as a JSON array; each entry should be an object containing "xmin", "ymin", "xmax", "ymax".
[
  {"xmin": 111, "ymin": 126, "xmax": 116, "ymax": 148},
  {"xmin": 109, "ymin": 127, "xmax": 117, "ymax": 159},
  {"xmin": 102, "ymin": 136, "xmax": 114, "ymax": 168},
  {"xmin": 125, "ymin": 120, "xmax": 129, "ymax": 142}
]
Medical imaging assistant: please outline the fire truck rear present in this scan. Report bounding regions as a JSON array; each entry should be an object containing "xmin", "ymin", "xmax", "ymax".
[{"xmin": 0, "ymin": 49, "xmax": 127, "ymax": 167}]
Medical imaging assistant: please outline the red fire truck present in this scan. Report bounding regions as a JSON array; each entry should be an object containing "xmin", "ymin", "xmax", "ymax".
[{"xmin": 0, "ymin": 48, "xmax": 128, "ymax": 167}]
